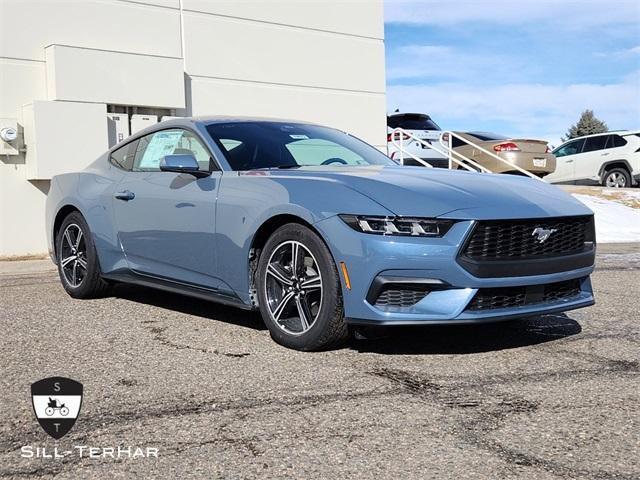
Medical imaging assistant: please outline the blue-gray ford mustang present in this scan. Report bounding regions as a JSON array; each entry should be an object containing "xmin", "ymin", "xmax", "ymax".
[{"xmin": 45, "ymin": 117, "xmax": 596, "ymax": 350}]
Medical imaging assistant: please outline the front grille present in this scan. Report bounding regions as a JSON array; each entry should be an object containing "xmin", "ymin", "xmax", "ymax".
[
  {"xmin": 467, "ymin": 279, "xmax": 582, "ymax": 311},
  {"xmin": 464, "ymin": 216, "xmax": 592, "ymax": 260},
  {"xmin": 374, "ymin": 288, "xmax": 429, "ymax": 308}
]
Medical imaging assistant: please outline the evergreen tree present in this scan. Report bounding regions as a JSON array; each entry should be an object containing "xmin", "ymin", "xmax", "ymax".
[{"xmin": 562, "ymin": 110, "xmax": 608, "ymax": 141}]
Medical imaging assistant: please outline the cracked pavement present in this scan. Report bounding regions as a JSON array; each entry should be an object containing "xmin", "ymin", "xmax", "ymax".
[{"xmin": 0, "ymin": 244, "xmax": 638, "ymax": 479}]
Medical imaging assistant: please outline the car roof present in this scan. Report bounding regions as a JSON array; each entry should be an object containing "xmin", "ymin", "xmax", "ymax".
[
  {"xmin": 106, "ymin": 116, "xmax": 328, "ymax": 153},
  {"xmin": 562, "ymin": 130, "xmax": 640, "ymax": 142},
  {"xmin": 136, "ymin": 115, "xmax": 322, "ymax": 131},
  {"xmin": 387, "ymin": 112, "xmax": 432, "ymax": 119},
  {"xmin": 194, "ymin": 115, "xmax": 323, "ymax": 126}
]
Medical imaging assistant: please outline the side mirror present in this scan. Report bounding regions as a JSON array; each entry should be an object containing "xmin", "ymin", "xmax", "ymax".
[{"xmin": 160, "ymin": 154, "xmax": 208, "ymax": 177}]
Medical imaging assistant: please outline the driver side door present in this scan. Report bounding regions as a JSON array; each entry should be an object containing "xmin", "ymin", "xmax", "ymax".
[{"xmin": 112, "ymin": 128, "xmax": 223, "ymax": 289}]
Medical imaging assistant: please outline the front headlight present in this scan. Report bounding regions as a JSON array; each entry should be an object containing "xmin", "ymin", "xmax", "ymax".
[{"xmin": 339, "ymin": 215, "xmax": 454, "ymax": 237}]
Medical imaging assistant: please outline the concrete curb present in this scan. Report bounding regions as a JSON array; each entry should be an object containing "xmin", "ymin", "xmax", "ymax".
[{"xmin": 0, "ymin": 259, "xmax": 57, "ymax": 275}]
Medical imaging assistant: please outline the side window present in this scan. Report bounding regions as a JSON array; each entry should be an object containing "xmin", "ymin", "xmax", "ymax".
[
  {"xmin": 554, "ymin": 138, "xmax": 585, "ymax": 157},
  {"xmin": 133, "ymin": 129, "xmax": 212, "ymax": 172},
  {"xmin": 109, "ymin": 140, "xmax": 138, "ymax": 171},
  {"xmin": 611, "ymin": 135, "xmax": 627, "ymax": 148},
  {"xmin": 177, "ymin": 131, "xmax": 211, "ymax": 170},
  {"xmin": 582, "ymin": 135, "xmax": 607, "ymax": 153}
]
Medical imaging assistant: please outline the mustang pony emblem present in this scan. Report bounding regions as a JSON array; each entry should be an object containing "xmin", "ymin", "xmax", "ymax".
[{"xmin": 531, "ymin": 227, "xmax": 557, "ymax": 243}]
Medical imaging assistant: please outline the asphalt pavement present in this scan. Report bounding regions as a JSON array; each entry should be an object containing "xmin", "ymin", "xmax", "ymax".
[{"xmin": 0, "ymin": 245, "xmax": 638, "ymax": 479}]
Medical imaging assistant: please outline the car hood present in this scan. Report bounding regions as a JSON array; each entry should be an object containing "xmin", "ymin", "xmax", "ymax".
[{"xmin": 260, "ymin": 166, "xmax": 593, "ymax": 220}]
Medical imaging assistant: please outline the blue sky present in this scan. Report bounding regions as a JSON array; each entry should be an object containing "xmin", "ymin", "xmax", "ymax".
[{"xmin": 384, "ymin": 0, "xmax": 640, "ymax": 145}]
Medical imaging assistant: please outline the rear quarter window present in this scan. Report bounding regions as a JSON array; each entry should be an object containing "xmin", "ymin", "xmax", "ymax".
[
  {"xmin": 611, "ymin": 135, "xmax": 628, "ymax": 148},
  {"xmin": 109, "ymin": 140, "xmax": 137, "ymax": 171}
]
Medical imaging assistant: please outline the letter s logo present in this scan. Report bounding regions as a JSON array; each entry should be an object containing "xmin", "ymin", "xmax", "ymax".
[
  {"xmin": 21, "ymin": 446, "xmax": 34, "ymax": 458},
  {"xmin": 53, "ymin": 382, "xmax": 60, "ymax": 392}
]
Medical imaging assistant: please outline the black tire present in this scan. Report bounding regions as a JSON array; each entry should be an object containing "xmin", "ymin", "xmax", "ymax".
[
  {"xmin": 256, "ymin": 223, "xmax": 348, "ymax": 351},
  {"xmin": 601, "ymin": 167, "xmax": 631, "ymax": 188},
  {"xmin": 56, "ymin": 211, "xmax": 110, "ymax": 298}
]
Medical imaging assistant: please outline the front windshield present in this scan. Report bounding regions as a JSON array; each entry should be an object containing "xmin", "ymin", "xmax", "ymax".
[{"xmin": 205, "ymin": 121, "xmax": 394, "ymax": 171}]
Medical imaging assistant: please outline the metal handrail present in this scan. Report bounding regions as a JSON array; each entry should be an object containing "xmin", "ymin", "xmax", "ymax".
[
  {"xmin": 390, "ymin": 128, "xmax": 490, "ymax": 173},
  {"xmin": 389, "ymin": 128, "xmax": 544, "ymax": 181}
]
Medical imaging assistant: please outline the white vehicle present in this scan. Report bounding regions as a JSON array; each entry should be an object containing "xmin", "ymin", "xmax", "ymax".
[
  {"xmin": 545, "ymin": 130, "xmax": 640, "ymax": 188},
  {"xmin": 386, "ymin": 113, "xmax": 448, "ymax": 167}
]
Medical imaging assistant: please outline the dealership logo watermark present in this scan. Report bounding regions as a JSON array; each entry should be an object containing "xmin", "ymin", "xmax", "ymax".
[
  {"xmin": 25, "ymin": 376, "xmax": 159, "ymax": 460},
  {"xmin": 21, "ymin": 445, "xmax": 158, "ymax": 459},
  {"xmin": 31, "ymin": 377, "xmax": 83, "ymax": 439}
]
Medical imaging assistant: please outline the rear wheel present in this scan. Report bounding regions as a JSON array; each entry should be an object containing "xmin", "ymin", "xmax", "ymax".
[
  {"xmin": 602, "ymin": 167, "xmax": 631, "ymax": 188},
  {"xmin": 56, "ymin": 211, "xmax": 110, "ymax": 298},
  {"xmin": 257, "ymin": 223, "xmax": 348, "ymax": 351}
]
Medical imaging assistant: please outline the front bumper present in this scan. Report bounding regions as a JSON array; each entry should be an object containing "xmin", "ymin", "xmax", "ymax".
[{"xmin": 314, "ymin": 215, "xmax": 595, "ymax": 325}]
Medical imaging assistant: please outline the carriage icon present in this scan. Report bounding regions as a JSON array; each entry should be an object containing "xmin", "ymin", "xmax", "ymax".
[{"xmin": 44, "ymin": 397, "xmax": 69, "ymax": 416}]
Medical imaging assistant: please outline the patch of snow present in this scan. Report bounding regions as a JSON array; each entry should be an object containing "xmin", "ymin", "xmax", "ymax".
[
  {"xmin": 600, "ymin": 188, "xmax": 640, "ymax": 200},
  {"xmin": 622, "ymin": 190, "xmax": 640, "ymax": 201},
  {"xmin": 573, "ymin": 194, "xmax": 640, "ymax": 243}
]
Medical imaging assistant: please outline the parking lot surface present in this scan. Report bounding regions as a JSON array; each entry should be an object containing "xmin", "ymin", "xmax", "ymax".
[{"xmin": 1, "ymin": 245, "xmax": 638, "ymax": 479}]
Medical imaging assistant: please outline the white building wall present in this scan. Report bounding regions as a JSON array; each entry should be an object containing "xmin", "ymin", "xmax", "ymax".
[{"xmin": 0, "ymin": 0, "xmax": 386, "ymax": 256}]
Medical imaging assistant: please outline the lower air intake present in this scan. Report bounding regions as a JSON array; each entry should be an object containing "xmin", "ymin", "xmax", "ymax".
[{"xmin": 467, "ymin": 279, "xmax": 582, "ymax": 311}]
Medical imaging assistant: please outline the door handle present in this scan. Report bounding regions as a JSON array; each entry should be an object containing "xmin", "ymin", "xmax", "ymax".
[
  {"xmin": 114, "ymin": 190, "xmax": 135, "ymax": 201},
  {"xmin": 565, "ymin": 159, "xmax": 573, "ymax": 163},
  {"xmin": 601, "ymin": 152, "xmax": 610, "ymax": 156}
]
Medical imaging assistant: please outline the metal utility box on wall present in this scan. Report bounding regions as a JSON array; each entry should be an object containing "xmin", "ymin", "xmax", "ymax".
[
  {"xmin": 22, "ymin": 101, "xmax": 108, "ymax": 180},
  {"xmin": 0, "ymin": 118, "xmax": 20, "ymax": 155},
  {"xmin": 131, "ymin": 114, "xmax": 157, "ymax": 134},
  {"xmin": 107, "ymin": 113, "xmax": 130, "ymax": 147}
]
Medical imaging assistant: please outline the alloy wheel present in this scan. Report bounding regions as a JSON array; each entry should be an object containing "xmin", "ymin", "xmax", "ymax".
[
  {"xmin": 605, "ymin": 172, "xmax": 626, "ymax": 188},
  {"xmin": 60, "ymin": 224, "xmax": 87, "ymax": 287},
  {"xmin": 264, "ymin": 240, "xmax": 323, "ymax": 335}
]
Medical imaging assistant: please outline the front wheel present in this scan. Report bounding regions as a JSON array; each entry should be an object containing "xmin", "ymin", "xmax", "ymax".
[
  {"xmin": 257, "ymin": 223, "xmax": 348, "ymax": 351},
  {"xmin": 56, "ymin": 211, "xmax": 110, "ymax": 298}
]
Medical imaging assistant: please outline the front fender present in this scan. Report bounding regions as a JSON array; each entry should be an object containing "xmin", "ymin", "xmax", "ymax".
[
  {"xmin": 215, "ymin": 173, "xmax": 393, "ymax": 300},
  {"xmin": 46, "ymin": 164, "xmax": 126, "ymax": 272}
]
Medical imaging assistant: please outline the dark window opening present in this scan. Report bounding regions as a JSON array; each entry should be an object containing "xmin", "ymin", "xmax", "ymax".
[
  {"xmin": 387, "ymin": 114, "xmax": 441, "ymax": 131},
  {"xmin": 583, "ymin": 135, "xmax": 608, "ymax": 153}
]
